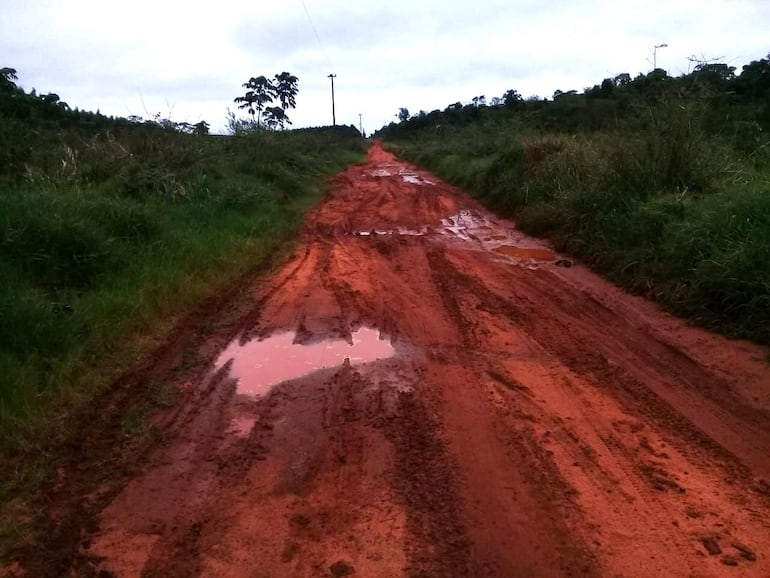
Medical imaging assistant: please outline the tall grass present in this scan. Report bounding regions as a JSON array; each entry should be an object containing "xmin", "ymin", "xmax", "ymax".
[
  {"xmin": 0, "ymin": 127, "xmax": 365, "ymax": 441},
  {"xmin": 390, "ymin": 100, "xmax": 770, "ymax": 345}
]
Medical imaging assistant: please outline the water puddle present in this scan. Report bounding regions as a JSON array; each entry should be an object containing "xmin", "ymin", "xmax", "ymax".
[
  {"xmin": 367, "ymin": 164, "xmax": 435, "ymax": 185},
  {"xmin": 227, "ymin": 415, "xmax": 257, "ymax": 438},
  {"xmin": 493, "ymin": 245, "xmax": 555, "ymax": 261},
  {"xmin": 401, "ymin": 174, "xmax": 435, "ymax": 185},
  {"xmin": 215, "ymin": 327, "xmax": 394, "ymax": 397},
  {"xmin": 356, "ymin": 227, "xmax": 427, "ymax": 237},
  {"xmin": 441, "ymin": 210, "xmax": 494, "ymax": 240}
]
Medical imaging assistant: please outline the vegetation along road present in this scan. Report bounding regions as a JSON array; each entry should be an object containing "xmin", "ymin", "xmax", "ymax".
[{"xmin": 6, "ymin": 142, "xmax": 768, "ymax": 577}]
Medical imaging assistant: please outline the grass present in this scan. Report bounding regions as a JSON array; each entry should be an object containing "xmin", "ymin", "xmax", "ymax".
[
  {"xmin": 387, "ymin": 103, "xmax": 770, "ymax": 345},
  {"xmin": 0, "ymin": 127, "xmax": 366, "ymax": 445}
]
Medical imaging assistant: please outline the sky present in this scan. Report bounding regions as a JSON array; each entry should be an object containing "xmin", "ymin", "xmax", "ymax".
[{"xmin": 2, "ymin": 0, "xmax": 768, "ymax": 134}]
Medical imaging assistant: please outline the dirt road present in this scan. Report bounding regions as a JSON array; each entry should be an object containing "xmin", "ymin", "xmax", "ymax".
[{"xmin": 38, "ymin": 144, "xmax": 770, "ymax": 576}]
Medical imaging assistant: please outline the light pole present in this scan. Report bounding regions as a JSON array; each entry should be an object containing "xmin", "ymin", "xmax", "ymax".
[
  {"xmin": 328, "ymin": 73, "xmax": 337, "ymax": 126},
  {"xmin": 358, "ymin": 113, "xmax": 363, "ymax": 136},
  {"xmin": 653, "ymin": 43, "xmax": 668, "ymax": 70}
]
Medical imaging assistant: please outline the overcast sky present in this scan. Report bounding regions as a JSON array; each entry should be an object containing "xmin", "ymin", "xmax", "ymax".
[{"xmin": 2, "ymin": 0, "xmax": 768, "ymax": 134}]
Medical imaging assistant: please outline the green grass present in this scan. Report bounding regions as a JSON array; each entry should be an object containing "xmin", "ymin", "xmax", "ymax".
[
  {"xmin": 388, "ymin": 108, "xmax": 770, "ymax": 345},
  {"xmin": 0, "ymin": 127, "xmax": 366, "ymax": 444}
]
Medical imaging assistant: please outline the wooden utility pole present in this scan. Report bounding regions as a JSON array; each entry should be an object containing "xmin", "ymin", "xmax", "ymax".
[{"xmin": 328, "ymin": 74, "xmax": 337, "ymax": 126}]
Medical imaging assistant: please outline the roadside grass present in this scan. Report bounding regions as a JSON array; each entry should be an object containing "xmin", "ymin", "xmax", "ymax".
[
  {"xmin": 0, "ymin": 127, "xmax": 366, "ymax": 446},
  {"xmin": 388, "ymin": 106, "xmax": 770, "ymax": 345}
]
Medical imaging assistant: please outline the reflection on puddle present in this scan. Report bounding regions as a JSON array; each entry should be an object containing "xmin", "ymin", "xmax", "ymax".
[
  {"xmin": 441, "ymin": 210, "xmax": 493, "ymax": 240},
  {"xmin": 400, "ymin": 173, "xmax": 435, "ymax": 185},
  {"xmin": 356, "ymin": 227, "xmax": 427, "ymax": 237},
  {"xmin": 216, "ymin": 327, "xmax": 394, "ymax": 397},
  {"xmin": 493, "ymin": 245, "xmax": 555, "ymax": 261},
  {"xmin": 367, "ymin": 165, "xmax": 435, "ymax": 185}
]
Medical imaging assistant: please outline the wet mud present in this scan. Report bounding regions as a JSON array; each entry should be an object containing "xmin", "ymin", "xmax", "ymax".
[{"xmin": 13, "ymin": 143, "xmax": 770, "ymax": 577}]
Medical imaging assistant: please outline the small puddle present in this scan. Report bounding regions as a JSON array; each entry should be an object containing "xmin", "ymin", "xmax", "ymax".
[
  {"xmin": 356, "ymin": 227, "xmax": 427, "ymax": 237},
  {"xmin": 441, "ymin": 210, "xmax": 493, "ymax": 240},
  {"xmin": 215, "ymin": 327, "xmax": 394, "ymax": 397},
  {"xmin": 493, "ymin": 245, "xmax": 555, "ymax": 260}
]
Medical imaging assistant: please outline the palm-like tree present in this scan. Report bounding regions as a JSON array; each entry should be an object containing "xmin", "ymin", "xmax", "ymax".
[
  {"xmin": 263, "ymin": 106, "xmax": 291, "ymax": 130},
  {"xmin": 234, "ymin": 75, "xmax": 274, "ymax": 127},
  {"xmin": 0, "ymin": 67, "xmax": 19, "ymax": 93},
  {"xmin": 273, "ymin": 72, "xmax": 299, "ymax": 114}
]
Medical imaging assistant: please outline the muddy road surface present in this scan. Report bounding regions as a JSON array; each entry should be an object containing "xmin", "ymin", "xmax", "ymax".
[{"xmin": 30, "ymin": 144, "xmax": 770, "ymax": 576}]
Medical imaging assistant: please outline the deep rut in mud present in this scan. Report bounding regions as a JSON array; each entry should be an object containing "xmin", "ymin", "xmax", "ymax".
[{"xmin": 15, "ymin": 144, "xmax": 770, "ymax": 577}]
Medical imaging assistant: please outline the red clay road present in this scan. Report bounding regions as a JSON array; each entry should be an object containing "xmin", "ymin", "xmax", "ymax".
[{"xmin": 26, "ymin": 144, "xmax": 770, "ymax": 576}]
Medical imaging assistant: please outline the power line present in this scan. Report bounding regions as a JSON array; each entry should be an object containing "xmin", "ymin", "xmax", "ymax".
[{"xmin": 299, "ymin": 0, "xmax": 332, "ymax": 68}]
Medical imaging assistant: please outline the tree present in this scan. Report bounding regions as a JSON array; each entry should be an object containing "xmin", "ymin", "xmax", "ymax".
[
  {"xmin": 735, "ymin": 54, "xmax": 770, "ymax": 98},
  {"xmin": 193, "ymin": 120, "xmax": 210, "ymax": 135},
  {"xmin": 0, "ymin": 67, "xmax": 18, "ymax": 93},
  {"xmin": 234, "ymin": 75, "xmax": 274, "ymax": 127},
  {"xmin": 263, "ymin": 106, "xmax": 290, "ymax": 130},
  {"xmin": 503, "ymin": 89, "xmax": 522, "ymax": 109},
  {"xmin": 397, "ymin": 107, "xmax": 410, "ymax": 122},
  {"xmin": 273, "ymin": 72, "xmax": 299, "ymax": 113},
  {"xmin": 234, "ymin": 73, "xmax": 299, "ymax": 129}
]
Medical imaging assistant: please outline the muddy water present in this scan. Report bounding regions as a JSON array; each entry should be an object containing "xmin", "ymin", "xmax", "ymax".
[
  {"xmin": 492, "ymin": 245, "xmax": 555, "ymax": 261},
  {"xmin": 216, "ymin": 327, "xmax": 394, "ymax": 396}
]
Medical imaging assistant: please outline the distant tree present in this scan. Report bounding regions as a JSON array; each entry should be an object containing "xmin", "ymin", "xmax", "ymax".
[
  {"xmin": 193, "ymin": 120, "xmax": 210, "ymax": 135},
  {"xmin": 397, "ymin": 107, "xmax": 410, "ymax": 122},
  {"xmin": 273, "ymin": 72, "xmax": 299, "ymax": 113},
  {"xmin": 263, "ymin": 106, "xmax": 290, "ymax": 130},
  {"xmin": 471, "ymin": 95, "xmax": 486, "ymax": 107},
  {"xmin": 1, "ymin": 67, "xmax": 19, "ymax": 93},
  {"xmin": 234, "ymin": 75, "xmax": 274, "ymax": 127},
  {"xmin": 687, "ymin": 62, "xmax": 736, "ymax": 93},
  {"xmin": 613, "ymin": 73, "xmax": 631, "ymax": 87},
  {"xmin": 503, "ymin": 89, "xmax": 522, "ymax": 109},
  {"xmin": 734, "ymin": 54, "xmax": 770, "ymax": 98}
]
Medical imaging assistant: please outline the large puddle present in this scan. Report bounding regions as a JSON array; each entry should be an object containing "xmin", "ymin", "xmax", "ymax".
[{"xmin": 215, "ymin": 327, "xmax": 394, "ymax": 397}]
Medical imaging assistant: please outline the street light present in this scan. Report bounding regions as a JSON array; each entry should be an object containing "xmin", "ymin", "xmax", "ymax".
[{"xmin": 653, "ymin": 43, "xmax": 668, "ymax": 70}]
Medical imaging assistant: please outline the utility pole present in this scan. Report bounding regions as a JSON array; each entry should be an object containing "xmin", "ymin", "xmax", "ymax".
[
  {"xmin": 653, "ymin": 43, "xmax": 668, "ymax": 70},
  {"xmin": 328, "ymin": 73, "xmax": 337, "ymax": 126},
  {"xmin": 358, "ymin": 113, "xmax": 363, "ymax": 136}
]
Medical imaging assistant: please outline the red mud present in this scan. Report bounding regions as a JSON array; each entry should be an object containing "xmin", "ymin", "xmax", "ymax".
[{"xmin": 11, "ymin": 143, "xmax": 770, "ymax": 577}]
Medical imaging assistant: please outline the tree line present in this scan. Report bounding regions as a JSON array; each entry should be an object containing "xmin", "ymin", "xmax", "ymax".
[
  {"xmin": 379, "ymin": 52, "xmax": 770, "ymax": 152},
  {"xmin": 0, "ymin": 67, "xmax": 210, "ymax": 134}
]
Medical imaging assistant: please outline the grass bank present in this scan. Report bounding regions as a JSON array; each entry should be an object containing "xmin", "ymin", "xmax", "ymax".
[
  {"xmin": 387, "ymin": 106, "xmax": 770, "ymax": 345},
  {"xmin": 0, "ymin": 126, "xmax": 366, "ymax": 445}
]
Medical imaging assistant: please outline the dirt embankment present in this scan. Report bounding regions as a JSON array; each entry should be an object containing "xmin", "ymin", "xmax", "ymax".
[{"xmin": 7, "ymin": 143, "xmax": 770, "ymax": 577}]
